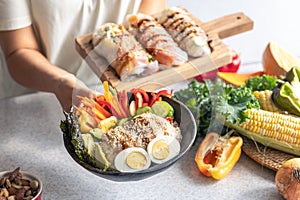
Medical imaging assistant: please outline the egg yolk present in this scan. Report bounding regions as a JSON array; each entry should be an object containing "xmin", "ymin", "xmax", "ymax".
[
  {"xmin": 126, "ymin": 152, "xmax": 147, "ymax": 169},
  {"xmin": 152, "ymin": 140, "xmax": 170, "ymax": 160}
]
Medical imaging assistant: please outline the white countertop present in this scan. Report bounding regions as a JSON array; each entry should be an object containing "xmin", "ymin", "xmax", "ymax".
[{"xmin": 0, "ymin": 87, "xmax": 284, "ymax": 200}]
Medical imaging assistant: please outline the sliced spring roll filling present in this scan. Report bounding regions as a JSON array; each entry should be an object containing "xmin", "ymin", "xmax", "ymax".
[
  {"xmin": 124, "ymin": 13, "xmax": 188, "ymax": 66},
  {"xmin": 157, "ymin": 7, "xmax": 211, "ymax": 57},
  {"xmin": 92, "ymin": 23, "xmax": 158, "ymax": 80}
]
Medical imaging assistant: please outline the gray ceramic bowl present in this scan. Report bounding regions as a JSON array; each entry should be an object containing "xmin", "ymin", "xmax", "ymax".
[{"xmin": 63, "ymin": 95, "xmax": 197, "ymax": 182}]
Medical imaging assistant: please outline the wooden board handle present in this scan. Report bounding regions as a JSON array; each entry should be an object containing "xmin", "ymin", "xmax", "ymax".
[{"xmin": 201, "ymin": 12, "xmax": 253, "ymax": 39}]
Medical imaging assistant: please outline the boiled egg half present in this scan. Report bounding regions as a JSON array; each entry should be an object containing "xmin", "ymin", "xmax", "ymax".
[
  {"xmin": 114, "ymin": 147, "xmax": 151, "ymax": 172},
  {"xmin": 147, "ymin": 135, "xmax": 180, "ymax": 164}
]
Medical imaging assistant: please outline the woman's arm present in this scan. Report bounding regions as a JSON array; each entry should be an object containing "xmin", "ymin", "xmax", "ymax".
[
  {"xmin": 0, "ymin": 25, "xmax": 92, "ymax": 111},
  {"xmin": 138, "ymin": 0, "xmax": 167, "ymax": 15}
]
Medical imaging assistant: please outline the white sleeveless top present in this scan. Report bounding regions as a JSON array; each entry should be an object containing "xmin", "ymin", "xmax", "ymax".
[{"xmin": 0, "ymin": 0, "xmax": 141, "ymax": 98}]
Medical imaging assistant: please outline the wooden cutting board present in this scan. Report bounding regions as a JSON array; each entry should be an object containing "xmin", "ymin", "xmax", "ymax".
[{"xmin": 75, "ymin": 11, "xmax": 253, "ymax": 91}]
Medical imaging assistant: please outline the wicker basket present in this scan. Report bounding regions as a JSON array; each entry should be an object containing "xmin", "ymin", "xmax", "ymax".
[{"xmin": 242, "ymin": 136, "xmax": 296, "ymax": 171}]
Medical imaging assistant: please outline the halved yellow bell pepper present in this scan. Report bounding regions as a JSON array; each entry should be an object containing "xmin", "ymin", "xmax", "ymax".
[{"xmin": 195, "ymin": 131, "xmax": 243, "ymax": 180}]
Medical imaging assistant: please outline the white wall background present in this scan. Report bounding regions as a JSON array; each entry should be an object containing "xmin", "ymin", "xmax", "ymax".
[{"xmin": 168, "ymin": 0, "xmax": 300, "ymax": 66}]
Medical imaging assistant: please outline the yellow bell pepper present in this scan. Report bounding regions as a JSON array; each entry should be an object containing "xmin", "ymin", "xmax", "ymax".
[
  {"xmin": 195, "ymin": 131, "xmax": 243, "ymax": 180},
  {"xmin": 103, "ymin": 81, "xmax": 112, "ymax": 104}
]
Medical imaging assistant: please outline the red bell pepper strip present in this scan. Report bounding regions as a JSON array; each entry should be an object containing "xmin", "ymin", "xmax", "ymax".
[
  {"xmin": 148, "ymin": 89, "xmax": 173, "ymax": 106},
  {"xmin": 131, "ymin": 88, "xmax": 150, "ymax": 103},
  {"xmin": 78, "ymin": 96, "xmax": 112, "ymax": 118},
  {"xmin": 149, "ymin": 92, "xmax": 158, "ymax": 107},
  {"xmin": 156, "ymin": 89, "xmax": 173, "ymax": 98},
  {"xmin": 165, "ymin": 117, "xmax": 174, "ymax": 122},
  {"xmin": 95, "ymin": 99, "xmax": 112, "ymax": 112},
  {"xmin": 94, "ymin": 94, "xmax": 105, "ymax": 102},
  {"xmin": 93, "ymin": 103, "xmax": 112, "ymax": 118}
]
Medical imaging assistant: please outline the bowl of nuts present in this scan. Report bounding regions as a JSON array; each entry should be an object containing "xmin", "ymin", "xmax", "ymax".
[{"xmin": 0, "ymin": 167, "xmax": 42, "ymax": 200}]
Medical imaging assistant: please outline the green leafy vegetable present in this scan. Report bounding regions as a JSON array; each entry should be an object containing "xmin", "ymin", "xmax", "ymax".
[
  {"xmin": 174, "ymin": 80, "xmax": 211, "ymax": 135},
  {"xmin": 245, "ymin": 74, "xmax": 278, "ymax": 91},
  {"xmin": 174, "ymin": 79, "xmax": 260, "ymax": 137},
  {"xmin": 217, "ymin": 85, "xmax": 259, "ymax": 124}
]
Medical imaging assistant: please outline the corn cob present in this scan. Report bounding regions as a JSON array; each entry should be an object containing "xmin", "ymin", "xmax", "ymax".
[
  {"xmin": 253, "ymin": 90, "xmax": 282, "ymax": 113},
  {"xmin": 227, "ymin": 108, "xmax": 300, "ymax": 156}
]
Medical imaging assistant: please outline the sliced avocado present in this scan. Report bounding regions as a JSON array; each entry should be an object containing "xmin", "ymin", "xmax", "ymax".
[
  {"xmin": 89, "ymin": 128, "xmax": 104, "ymax": 140},
  {"xmin": 81, "ymin": 133, "xmax": 94, "ymax": 156},
  {"xmin": 93, "ymin": 143, "xmax": 111, "ymax": 170},
  {"xmin": 117, "ymin": 118, "xmax": 129, "ymax": 126}
]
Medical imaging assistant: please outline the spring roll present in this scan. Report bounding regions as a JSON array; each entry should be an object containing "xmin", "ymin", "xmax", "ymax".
[
  {"xmin": 157, "ymin": 7, "xmax": 211, "ymax": 57},
  {"xmin": 123, "ymin": 13, "xmax": 188, "ymax": 67},
  {"xmin": 92, "ymin": 23, "xmax": 159, "ymax": 80}
]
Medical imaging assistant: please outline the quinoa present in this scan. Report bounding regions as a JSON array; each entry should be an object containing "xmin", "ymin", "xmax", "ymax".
[{"xmin": 99, "ymin": 113, "xmax": 182, "ymax": 167}]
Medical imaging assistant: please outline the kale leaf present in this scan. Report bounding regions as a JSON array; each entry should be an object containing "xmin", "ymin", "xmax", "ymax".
[
  {"xmin": 174, "ymin": 79, "xmax": 260, "ymax": 137},
  {"xmin": 245, "ymin": 74, "xmax": 278, "ymax": 91}
]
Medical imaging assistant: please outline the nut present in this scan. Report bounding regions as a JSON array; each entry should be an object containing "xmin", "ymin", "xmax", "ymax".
[
  {"xmin": 21, "ymin": 179, "xmax": 30, "ymax": 187},
  {"xmin": 29, "ymin": 181, "xmax": 39, "ymax": 190},
  {"xmin": 0, "ymin": 178, "xmax": 5, "ymax": 187},
  {"xmin": 11, "ymin": 183, "xmax": 22, "ymax": 190},
  {"xmin": 5, "ymin": 179, "xmax": 11, "ymax": 188},
  {"xmin": 7, "ymin": 196, "xmax": 16, "ymax": 200},
  {"xmin": 25, "ymin": 189, "xmax": 32, "ymax": 197},
  {"xmin": 8, "ymin": 168, "xmax": 20, "ymax": 182},
  {"xmin": 7, "ymin": 187, "xmax": 17, "ymax": 196},
  {"xmin": 0, "ymin": 168, "xmax": 40, "ymax": 200},
  {"xmin": 15, "ymin": 188, "xmax": 26, "ymax": 200},
  {"xmin": 1, "ymin": 188, "xmax": 9, "ymax": 198}
]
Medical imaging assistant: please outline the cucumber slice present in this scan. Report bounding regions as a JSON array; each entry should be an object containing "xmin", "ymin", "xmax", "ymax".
[
  {"xmin": 117, "ymin": 118, "xmax": 129, "ymax": 126},
  {"xmin": 89, "ymin": 128, "xmax": 104, "ymax": 140},
  {"xmin": 151, "ymin": 101, "xmax": 174, "ymax": 118},
  {"xmin": 136, "ymin": 106, "xmax": 153, "ymax": 115}
]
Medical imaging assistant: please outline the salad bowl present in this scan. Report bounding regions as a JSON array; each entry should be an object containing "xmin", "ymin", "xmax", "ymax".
[{"xmin": 62, "ymin": 95, "xmax": 197, "ymax": 182}]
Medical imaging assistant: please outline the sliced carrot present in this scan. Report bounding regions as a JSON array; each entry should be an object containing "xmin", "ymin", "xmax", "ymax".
[
  {"xmin": 95, "ymin": 94, "xmax": 106, "ymax": 102},
  {"xmin": 93, "ymin": 103, "xmax": 112, "ymax": 118}
]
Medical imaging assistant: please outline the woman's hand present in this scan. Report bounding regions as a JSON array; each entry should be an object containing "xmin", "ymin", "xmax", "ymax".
[
  {"xmin": 138, "ymin": 0, "xmax": 166, "ymax": 15},
  {"xmin": 0, "ymin": 25, "xmax": 93, "ymax": 112},
  {"xmin": 54, "ymin": 74, "xmax": 94, "ymax": 112}
]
